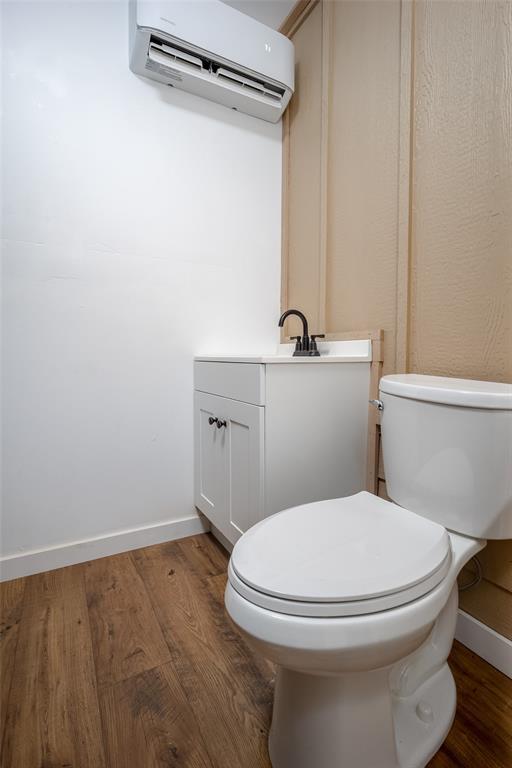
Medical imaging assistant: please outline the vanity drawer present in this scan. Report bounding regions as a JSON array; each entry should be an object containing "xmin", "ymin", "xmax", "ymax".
[{"xmin": 194, "ymin": 361, "xmax": 265, "ymax": 405}]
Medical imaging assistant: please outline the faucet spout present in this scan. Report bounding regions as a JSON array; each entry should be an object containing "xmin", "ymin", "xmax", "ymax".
[
  {"xmin": 278, "ymin": 309, "xmax": 309, "ymax": 339},
  {"xmin": 278, "ymin": 309, "xmax": 318, "ymax": 356},
  {"xmin": 279, "ymin": 309, "xmax": 324, "ymax": 357}
]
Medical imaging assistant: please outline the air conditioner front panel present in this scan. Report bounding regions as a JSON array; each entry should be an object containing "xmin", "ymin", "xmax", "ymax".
[
  {"xmin": 133, "ymin": 0, "xmax": 294, "ymax": 91},
  {"xmin": 129, "ymin": 0, "xmax": 294, "ymax": 123}
]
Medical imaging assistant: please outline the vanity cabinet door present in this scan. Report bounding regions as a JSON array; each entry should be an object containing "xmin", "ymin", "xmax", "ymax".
[
  {"xmin": 223, "ymin": 396, "xmax": 264, "ymax": 543},
  {"xmin": 194, "ymin": 391, "xmax": 264, "ymax": 544},
  {"xmin": 194, "ymin": 392, "xmax": 228, "ymax": 534}
]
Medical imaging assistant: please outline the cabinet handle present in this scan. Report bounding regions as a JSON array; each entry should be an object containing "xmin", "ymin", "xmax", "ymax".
[
  {"xmin": 208, "ymin": 416, "xmax": 218, "ymax": 426},
  {"xmin": 216, "ymin": 419, "xmax": 227, "ymax": 429}
]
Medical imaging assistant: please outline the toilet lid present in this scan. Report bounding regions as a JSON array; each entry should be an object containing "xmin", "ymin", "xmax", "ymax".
[{"xmin": 230, "ymin": 492, "xmax": 451, "ymax": 616}]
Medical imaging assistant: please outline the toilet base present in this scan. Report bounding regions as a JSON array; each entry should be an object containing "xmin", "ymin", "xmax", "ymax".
[{"xmin": 268, "ymin": 662, "xmax": 456, "ymax": 768}]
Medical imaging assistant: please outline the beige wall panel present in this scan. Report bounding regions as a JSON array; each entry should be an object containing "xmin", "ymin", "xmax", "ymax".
[
  {"xmin": 459, "ymin": 578, "xmax": 512, "ymax": 641},
  {"xmin": 284, "ymin": 3, "xmax": 323, "ymax": 338},
  {"xmin": 476, "ymin": 540, "xmax": 512, "ymax": 593},
  {"xmin": 325, "ymin": 0, "xmax": 402, "ymax": 373},
  {"xmin": 409, "ymin": 0, "xmax": 512, "ymax": 637},
  {"xmin": 282, "ymin": 0, "xmax": 511, "ymax": 639},
  {"xmin": 409, "ymin": 0, "xmax": 512, "ymax": 381}
]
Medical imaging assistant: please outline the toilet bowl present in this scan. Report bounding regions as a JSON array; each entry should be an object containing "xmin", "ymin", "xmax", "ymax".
[
  {"xmin": 226, "ymin": 492, "xmax": 484, "ymax": 768},
  {"xmin": 224, "ymin": 374, "xmax": 512, "ymax": 768}
]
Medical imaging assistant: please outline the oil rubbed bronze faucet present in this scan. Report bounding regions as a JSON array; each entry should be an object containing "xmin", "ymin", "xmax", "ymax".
[{"xmin": 278, "ymin": 309, "xmax": 325, "ymax": 356}]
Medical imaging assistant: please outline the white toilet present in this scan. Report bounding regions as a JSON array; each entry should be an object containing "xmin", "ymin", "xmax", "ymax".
[{"xmin": 225, "ymin": 374, "xmax": 512, "ymax": 768}]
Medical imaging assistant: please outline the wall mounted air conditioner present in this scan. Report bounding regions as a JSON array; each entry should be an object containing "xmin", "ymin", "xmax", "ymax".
[{"xmin": 129, "ymin": 0, "xmax": 294, "ymax": 123}]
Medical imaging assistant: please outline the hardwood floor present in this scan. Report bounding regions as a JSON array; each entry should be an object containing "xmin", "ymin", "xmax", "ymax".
[{"xmin": 1, "ymin": 533, "xmax": 511, "ymax": 768}]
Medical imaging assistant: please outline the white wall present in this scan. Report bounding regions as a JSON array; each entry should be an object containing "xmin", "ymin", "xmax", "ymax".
[
  {"xmin": 222, "ymin": 0, "xmax": 296, "ymax": 30},
  {"xmin": 1, "ymin": 0, "xmax": 282, "ymax": 563}
]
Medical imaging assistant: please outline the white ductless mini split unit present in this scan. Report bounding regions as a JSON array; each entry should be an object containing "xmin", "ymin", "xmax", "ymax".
[{"xmin": 129, "ymin": 0, "xmax": 295, "ymax": 123}]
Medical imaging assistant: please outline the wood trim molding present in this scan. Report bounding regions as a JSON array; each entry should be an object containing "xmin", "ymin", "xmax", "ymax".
[
  {"xmin": 317, "ymin": 0, "xmax": 333, "ymax": 332},
  {"xmin": 366, "ymin": 329, "xmax": 384, "ymax": 494},
  {"xmin": 280, "ymin": 1, "xmax": 321, "ymax": 342},
  {"xmin": 279, "ymin": 0, "xmax": 319, "ymax": 38},
  {"xmin": 322, "ymin": 328, "xmax": 384, "ymax": 348},
  {"xmin": 395, "ymin": 0, "xmax": 415, "ymax": 373},
  {"xmin": 280, "ymin": 108, "xmax": 291, "ymax": 341},
  {"xmin": 284, "ymin": 329, "xmax": 384, "ymax": 348}
]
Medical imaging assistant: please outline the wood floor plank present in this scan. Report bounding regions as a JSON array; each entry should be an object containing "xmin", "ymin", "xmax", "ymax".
[
  {"xmin": 1, "ymin": 566, "xmax": 106, "ymax": 768},
  {"xmin": 208, "ymin": 571, "xmax": 276, "ymax": 683},
  {"xmin": 99, "ymin": 662, "xmax": 212, "ymax": 768},
  {"xmin": 428, "ymin": 640, "xmax": 512, "ymax": 768},
  {"xmin": 174, "ymin": 533, "xmax": 228, "ymax": 578},
  {"xmin": 0, "ymin": 577, "xmax": 26, "ymax": 751},
  {"xmin": 179, "ymin": 539, "xmax": 276, "ymax": 685},
  {"xmin": 206, "ymin": 571, "xmax": 228, "ymax": 606},
  {"xmin": 2, "ymin": 534, "xmax": 511, "ymax": 768},
  {"xmin": 176, "ymin": 536, "xmax": 275, "ymax": 711},
  {"xmin": 84, "ymin": 551, "xmax": 171, "ymax": 688},
  {"xmin": 131, "ymin": 537, "xmax": 273, "ymax": 768}
]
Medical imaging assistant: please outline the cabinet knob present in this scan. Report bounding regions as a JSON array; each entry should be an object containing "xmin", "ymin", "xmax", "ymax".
[{"xmin": 208, "ymin": 416, "xmax": 227, "ymax": 428}]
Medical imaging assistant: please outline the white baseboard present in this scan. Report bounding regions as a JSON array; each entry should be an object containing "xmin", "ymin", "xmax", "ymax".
[
  {"xmin": 210, "ymin": 523, "xmax": 234, "ymax": 553},
  {"xmin": 0, "ymin": 514, "xmax": 210, "ymax": 582},
  {"xmin": 455, "ymin": 609, "xmax": 512, "ymax": 679}
]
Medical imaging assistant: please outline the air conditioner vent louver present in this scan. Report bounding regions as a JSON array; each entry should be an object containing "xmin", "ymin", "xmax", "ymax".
[
  {"xmin": 149, "ymin": 39, "xmax": 204, "ymax": 72},
  {"xmin": 216, "ymin": 68, "xmax": 283, "ymax": 103}
]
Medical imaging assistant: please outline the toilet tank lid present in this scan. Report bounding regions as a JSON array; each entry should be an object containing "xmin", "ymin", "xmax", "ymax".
[{"xmin": 380, "ymin": 374, "xmax": 512, "ymax": 409}]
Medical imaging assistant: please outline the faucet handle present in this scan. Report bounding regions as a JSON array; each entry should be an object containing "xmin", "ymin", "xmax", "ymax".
[
  {"xmin": 291, "ymin": 335, "xmax": 302, "ymax": 351},
  {"xmin": 309, "ymin": 334, "xmax": 325, "ymax": 354}
]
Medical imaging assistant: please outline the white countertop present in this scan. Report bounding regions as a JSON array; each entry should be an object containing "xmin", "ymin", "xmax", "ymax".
[{"xmin": 195, "ymin": 339, "xmax": 372, "ymax": 363}]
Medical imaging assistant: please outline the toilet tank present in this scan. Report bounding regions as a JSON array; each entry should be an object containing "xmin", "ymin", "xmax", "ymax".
[{"xmin": 379, "ymin": 374, "xmax": 512, "ymax": 539}]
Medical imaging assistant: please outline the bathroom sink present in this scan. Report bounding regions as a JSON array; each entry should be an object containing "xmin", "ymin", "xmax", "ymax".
[{"xmin": 195, "ymin": 339, "xmax": 372, "ymax": 364}]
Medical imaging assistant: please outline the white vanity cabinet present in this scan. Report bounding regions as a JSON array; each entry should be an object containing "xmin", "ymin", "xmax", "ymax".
[
  {"xmin": 194, "ymin": 347, "xmax": 371, "ymax": 547},
  {"xmin": 195, "ymin": 390, "xmax": 264, "ymax": 546}
]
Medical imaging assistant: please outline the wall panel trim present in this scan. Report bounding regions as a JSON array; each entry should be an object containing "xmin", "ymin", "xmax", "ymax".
[
  {"xmin": 280, "ymin": 108, "xmax": 291, "ymax": 327},
  {"xmin": 317, "ymin": 0, "xmax": 333, "ymax": 333},
  {"xmin": 395, "ymin": 0, "xmax": 414, "ymax": 372},
  {"xmin": 279, "ymin": 0, "xmax": 319, "ymax": 37}
]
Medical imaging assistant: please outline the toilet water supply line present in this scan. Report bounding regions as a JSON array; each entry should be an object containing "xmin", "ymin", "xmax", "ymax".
[{"xmin": 458, "ymin": 556, "xmax": 482, "ymax": 591}]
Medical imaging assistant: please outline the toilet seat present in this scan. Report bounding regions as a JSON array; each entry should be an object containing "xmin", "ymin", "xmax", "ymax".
[{"xmin": 229, "ymin": 492, "xmax": 452, "ymax": 618}]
